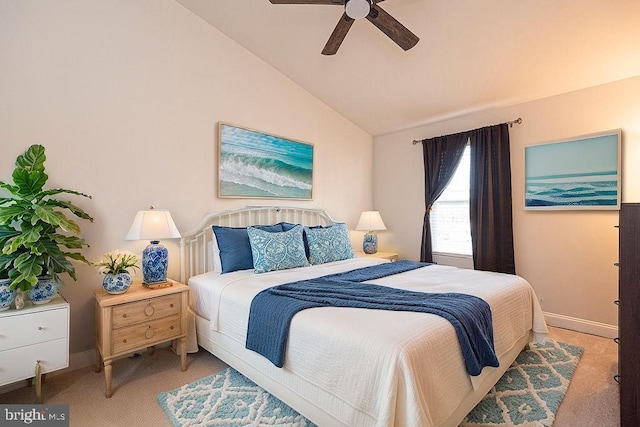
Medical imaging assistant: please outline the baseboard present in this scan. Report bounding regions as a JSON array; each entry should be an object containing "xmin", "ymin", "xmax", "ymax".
[
  {"xmin": 543, "ymin": 311, "xmax": 618, "ymax": 339},
  {"xmin": 68, "ymin": 349, "xmax": 96, "ymax": 372},
  {"xmin": 67, "ymin": 343, "xmax": 172, "ymax": 373},
  {"xmin": 0, "ymin": 315, "xmax": 616, "ymax": 396},
  {"xmin": 0, "ymin": 345, "xmax": 174, "ymax": 395},
  {"xmin": 0, "ymin": 349, "xmax": 96, "ymax": 395}
]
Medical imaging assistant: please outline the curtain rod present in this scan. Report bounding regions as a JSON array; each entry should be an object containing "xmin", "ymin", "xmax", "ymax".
[{"xmin": 411, "ymin": 117, "xmax": 523, "ymax": 145}]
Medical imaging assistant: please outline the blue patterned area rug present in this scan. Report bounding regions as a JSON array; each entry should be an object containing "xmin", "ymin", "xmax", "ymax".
[
  {"xmin": 461, "ymin": 340, "xmax": 584, "ymax": 426},
  {"xmin": 157, "ymin": 340, "xmax": 582, "ymax": 427},
  {"xmin": 157, "ymin": 367, "xmax": 315, "ymax": 426}
]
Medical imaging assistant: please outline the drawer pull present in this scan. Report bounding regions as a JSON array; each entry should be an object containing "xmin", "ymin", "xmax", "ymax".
[
  {"xmin": 144, "ymin": 305, "xmax": 154, "ymax": 316},
  {"xmin": 38, "ymin": 326, "xmax": 44, "ymax": 330},
  {"xmin": 145, "ymin": 327, "xmax": 154, "ymax": 339},
  {"xmin": 170, "ymin": 304, "xmax": 174, "ymax": 308},
  {"xmin": 170, "ymin": 326, "xmax": 174, "ymax": 330},
  {"xmin": 122, "ymin": 313, "xmax": 127, "ymax": 318},
  {"xmin": 123, "ymin": 339, "xmax": 127, "ymax": 343}
]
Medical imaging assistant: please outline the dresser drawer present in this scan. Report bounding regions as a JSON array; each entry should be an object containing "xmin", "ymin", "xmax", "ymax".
[
  {"xmin": 0, "ymin": 338, "xmax": 68, "ymax": 387},
  {"xmin": 111, "ymin": 314, "xmax": 182, "ymax": 354},
  {"xmin": 111, "ymin": 294, "xmax": 181, "ymax": 329},
  {"xmin": 0, "ymin": 307, "xmax": 69, "ymax": 351}
]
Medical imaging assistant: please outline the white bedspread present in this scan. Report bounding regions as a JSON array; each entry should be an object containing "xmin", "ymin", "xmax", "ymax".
[{"xmin": 188, "ymin": 258, "xmax": 548, "ymax": 426}]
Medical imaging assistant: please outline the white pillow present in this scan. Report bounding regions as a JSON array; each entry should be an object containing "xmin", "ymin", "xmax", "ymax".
[{"xmin": 211, "ymin": 234, "xmax": 222, "ymax": 273}]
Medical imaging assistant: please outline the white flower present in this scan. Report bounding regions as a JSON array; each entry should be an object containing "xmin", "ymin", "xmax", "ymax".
[{"xmin": 93, "ymin": 250, "xmax": 140, "ymax": 275}]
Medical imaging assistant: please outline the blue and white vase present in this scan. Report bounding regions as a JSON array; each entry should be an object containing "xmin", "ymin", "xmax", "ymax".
[
  {"xmin": 28, "ymin": 276, "xmax": 59, "ymax": 304},
  {"xmin": 362, "ymin": 233, "xmax": 378, "ymax": 254},
  {"xmin": 142, "ymin": 241, "xmax": 168, "ymax": 284},
  {"xmin": 102, "ymin": 272, "xmax": 132, "ymax": 295},
  {"xmin": 0, "ymin": 278, "xmax": 17, "ymax": 311}
]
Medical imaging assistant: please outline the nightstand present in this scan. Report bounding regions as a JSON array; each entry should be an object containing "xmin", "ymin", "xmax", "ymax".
[
  {"xmin": 94, "ymin": 280, "xmax": 189, "ymax": 398},
  {"xmin": 356, "ymin": 251, "xmax": 399, "ymax": 262},
  {"xmin": 0, "ymin": 294, "xmax": 69, "ymax": 403}
]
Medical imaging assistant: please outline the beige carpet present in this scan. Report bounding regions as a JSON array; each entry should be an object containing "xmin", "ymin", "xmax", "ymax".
[{"xmin": 0, "ymin": 326, "xmax": 619, "ymax": 426}]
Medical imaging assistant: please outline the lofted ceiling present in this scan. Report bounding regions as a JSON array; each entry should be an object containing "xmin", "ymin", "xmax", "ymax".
[{"xmin": 175, "ymin": 0, "xmax": 640, "ymax": 136}]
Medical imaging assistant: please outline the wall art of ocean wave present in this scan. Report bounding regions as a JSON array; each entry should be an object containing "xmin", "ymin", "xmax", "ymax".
[
  {"xmin": 525, "ymin": 176, "xmax": 618, "ymax": 207},
  {"xmin": 219, "ymin": 124, "xmax": 313, "ymax": 199}
]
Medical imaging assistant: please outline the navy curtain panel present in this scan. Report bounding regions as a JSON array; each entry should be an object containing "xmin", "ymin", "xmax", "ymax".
[
  {"xmin": 469, "ymin": 124, "xmax": 516, "ymax": 274},
  {"xmin": 420, "ymin": 123, "xmax": 516, "ymax": 273},
  {"xmin": 420, "ymin": 132, "xmax": 468, "ymax": 263}
]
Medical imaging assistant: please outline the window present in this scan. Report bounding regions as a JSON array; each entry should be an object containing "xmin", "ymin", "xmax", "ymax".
[{"xmin": 431, "ymin": 145, "xmax": 472, "ymax": 256}]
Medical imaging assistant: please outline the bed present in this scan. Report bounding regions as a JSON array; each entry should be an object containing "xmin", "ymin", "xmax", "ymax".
[{"xmin": 179, "ymin": 206, "xmax": 548, "ymax": 427}]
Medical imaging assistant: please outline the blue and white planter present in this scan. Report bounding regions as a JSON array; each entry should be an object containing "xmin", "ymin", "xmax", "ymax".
[
  {"xmin": 102, "ymin": 272, "xmax": 132, "ymax": 295},
  {"xmin": 0, "ymin": 278, "xmax": 17, "ymax": 311},
  {"xmin": 28, "ymin": 276, "xmax": 59, "ymax": 305}
]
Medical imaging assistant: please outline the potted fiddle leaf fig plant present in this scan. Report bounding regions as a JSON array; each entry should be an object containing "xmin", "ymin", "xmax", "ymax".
[{"xmin": 0, "ymin": 144, "xmax": 93, "ymax": 304}]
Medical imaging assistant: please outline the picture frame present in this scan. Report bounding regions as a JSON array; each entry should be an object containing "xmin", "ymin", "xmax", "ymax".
[
  {"xmin": 524, "ymin": 129, "xmax": 621, "ymax": 210},
  {"xmin": 218, "ymin": 122, "xmax": 314, "ymax": 200}
]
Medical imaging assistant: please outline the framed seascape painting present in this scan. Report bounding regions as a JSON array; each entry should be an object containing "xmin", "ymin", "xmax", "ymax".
[
  {"xmin": 218, "ymin": 122, "xmax": 314, "ymax": 200},
  {"xmin": 525, "ymin": 130, "xmax": 621, "ymax": 210}
]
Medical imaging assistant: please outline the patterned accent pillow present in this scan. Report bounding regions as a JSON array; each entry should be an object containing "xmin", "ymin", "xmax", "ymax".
[
  {"xmin": 304, "ymin": 223, "xmax": 355, "ymax": 265},
  {"xmin": 279, "ymin": 222, "xmax": 323, "ymax": 257},
  {"xmin": 247, "ymin": 225, "xmax": 310, "ymax": 274}
]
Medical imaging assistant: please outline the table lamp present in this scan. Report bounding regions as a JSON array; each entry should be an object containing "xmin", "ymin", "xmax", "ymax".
[
  {"xmin": 355, "ymin": 211, "xmax": 387, "ymax": 254},
  {"xmin": 126, "ymin": 207, "xmax": 181, "ymax": 285}
]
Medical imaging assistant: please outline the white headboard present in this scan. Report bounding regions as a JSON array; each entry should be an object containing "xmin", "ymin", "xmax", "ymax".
[{"xmin": 179, "ymin": 206, "xmax": 337, "ymax": 283}]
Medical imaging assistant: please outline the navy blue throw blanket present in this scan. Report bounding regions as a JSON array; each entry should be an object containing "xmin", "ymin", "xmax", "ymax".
[{"xmin": 246, "ymin": 260, "xmax": 498, "ymax": 375}]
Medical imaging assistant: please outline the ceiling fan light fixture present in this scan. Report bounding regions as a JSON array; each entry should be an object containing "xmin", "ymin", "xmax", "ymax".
[{"xmin": 345, "ymin": 0, "xmax": 371, "ymax": 19}]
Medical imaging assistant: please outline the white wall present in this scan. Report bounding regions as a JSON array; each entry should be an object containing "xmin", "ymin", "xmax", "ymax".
[
  {"xmin": 374, "ymin": 75, "xmax": 640, "ymax": 337},
  {"xmin": 0, "ymin": 0, "xmax": 373, "ymax": 355}
]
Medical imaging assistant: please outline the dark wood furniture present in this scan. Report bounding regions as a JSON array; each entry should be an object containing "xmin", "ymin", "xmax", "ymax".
[{"xmin": 619, "ymin": 203, "xmax": 640, "ymax": 426}]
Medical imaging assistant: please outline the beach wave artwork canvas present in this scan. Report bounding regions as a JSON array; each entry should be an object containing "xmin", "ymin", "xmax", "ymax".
[
  {"xmin": 218, "ymin": 123, "xmax": 313, "ymax": 199},
  {"xmin": 525, "ymin": 130, "xmax": 620, "ymax": 210}
]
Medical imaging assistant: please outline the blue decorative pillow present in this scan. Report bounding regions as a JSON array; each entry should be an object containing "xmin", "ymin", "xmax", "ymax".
[
  {"xmin": 247, "ymin": 225, "xmax": 309, "ymax": 274},
  {"xmin": 212, "ymin": 224, "xmax": 283, "ymax": 273},
  {"xmin": 278, "ymin": 222, "xmax": 298, "ymax": 231},
  {"xmin": 304, "ymin": 223, "xmax": 355, "ymax": 265}
]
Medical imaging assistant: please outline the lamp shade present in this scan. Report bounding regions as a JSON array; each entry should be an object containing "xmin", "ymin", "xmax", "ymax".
[
  {"xmin": 355, "ymin": 211, "xmax": 387, "ymax": 232},
  {"xmin": 126, "ymin": 208, "xmax": 181, "ymax": 241}
]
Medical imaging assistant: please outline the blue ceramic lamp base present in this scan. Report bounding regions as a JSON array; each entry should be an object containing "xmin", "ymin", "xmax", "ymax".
[
  {"xmin": 362, "ymin": 233, "xmax": 378, "ymax": 254},
  {"xmin": 142, "ymin": 241, "xmax": 169, "ymax": 284}
]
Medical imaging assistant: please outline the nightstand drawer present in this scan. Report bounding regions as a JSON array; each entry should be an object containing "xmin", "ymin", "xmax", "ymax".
[
  {"xmin": 111, "ymin": 293, "xmax": 181, "ymax": 329},
  {"xmin": 0, "ymin": 308, "xmax": 69, "ymax": 351},
  {"xmin": 111, "ymin": 314, "xmax": 182, "ymax": 354},
  {"xmin": 0, "ymin": 338, "xmax": 68, "ymax": 387}
]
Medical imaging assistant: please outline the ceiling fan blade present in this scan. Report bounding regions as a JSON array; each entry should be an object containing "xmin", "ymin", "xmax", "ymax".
[
  {"xmin": 322, "ymin": 13, "xmax": 355, "ymax": 55},
  {"xmin": 269, "ymin": 0, "xmax": 344, "ymax": 4},
  {"xmin": 366, "ymin": 4, "xmax": 419, "ymax": 51}
]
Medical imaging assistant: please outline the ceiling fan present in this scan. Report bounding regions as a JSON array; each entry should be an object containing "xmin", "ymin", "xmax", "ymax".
[{"xmin": 268, "ymin": 0, "xmax": 420, "ymax": 55}]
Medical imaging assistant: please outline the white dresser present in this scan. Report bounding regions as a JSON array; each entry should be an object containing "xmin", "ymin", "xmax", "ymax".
[{"xmin": 0, "ymin": 294, "xmax": 70, "ymax": 402}]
